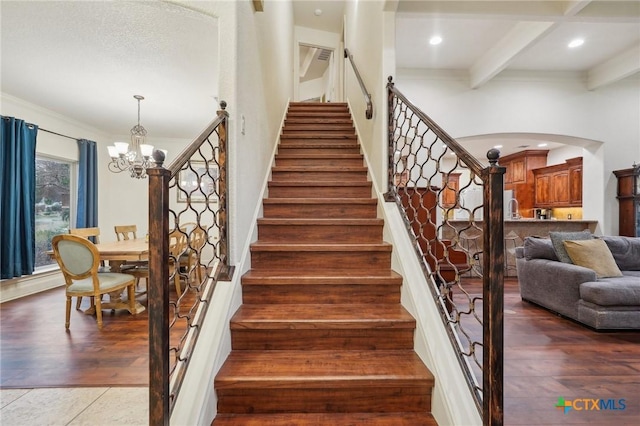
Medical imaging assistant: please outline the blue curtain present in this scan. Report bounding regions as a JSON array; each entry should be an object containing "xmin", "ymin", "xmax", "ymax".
[
  {"xmin": 76, "ymin": 139, "xmax": 98, "ymax": 230},
  {"xmin": 0, "ymin": 116, "xmax": 38, "ymax": 279}
]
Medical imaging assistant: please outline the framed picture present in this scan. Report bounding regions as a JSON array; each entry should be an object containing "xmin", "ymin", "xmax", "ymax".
[{"xmin": 177, "ymin": 161, "xmax": 219, "ymax": 203}]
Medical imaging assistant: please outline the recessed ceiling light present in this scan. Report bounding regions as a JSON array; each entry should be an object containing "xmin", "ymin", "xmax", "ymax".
[
  {"xmin": 493, "ymin": 145, "xmax": 503, "ymax": 149},
  {"xmin": 429, "ymin": 36, "xmax": 443, "ymax": 46},
  {"xmin": 314, "ymin": 9, "xmax": 322, "ymax": 16},
  {"xmin": 538, "ymin": 143, "xmax": 548, "ymax": 147},
  {"xmin": 568, "ymin": 38, "xmax": 584, "ymax": 48}
]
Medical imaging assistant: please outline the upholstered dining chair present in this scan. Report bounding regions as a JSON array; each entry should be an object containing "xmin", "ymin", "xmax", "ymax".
[
  {"xmin": 69, "ymin": 227, "xmax": 102, "ymax": 309},
  {"xmin": 114, "ymin": 224, "xmax": 149, "ymax": 294},
  {"xmin": 51, "ymin": 234, "xmax": 137, "ymax": 330}
]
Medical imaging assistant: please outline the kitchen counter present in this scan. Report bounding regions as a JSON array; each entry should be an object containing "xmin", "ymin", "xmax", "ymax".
[{"xmin": 444, "ymin": 219, "xmax": 599, "ymax": 276}]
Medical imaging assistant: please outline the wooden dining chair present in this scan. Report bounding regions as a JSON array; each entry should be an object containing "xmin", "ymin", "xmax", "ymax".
[
  {"xmin": 169, "ymin": 229, "xmax": 188, "ymax": 297},
  {"xmin": 179, "ymin": 225, "xmax": 208, "ymax": 285},
  {"xmin": 114, "ymin": 224, "xmax": 149, "ymax": 294},
  {"xmin": 69, "ymin": 227, "xmax": 102, "ymax": 309},
  {"xmin": 51, "ymin": 234, "xmax": 137, "ymax": 330},
  {"xmin": 114, "ymin": 224, "xmax": 138, "ymax": 241},
  {"xmin": 69, "ymin": 227, "xmax": 101, "ymax": 244}
]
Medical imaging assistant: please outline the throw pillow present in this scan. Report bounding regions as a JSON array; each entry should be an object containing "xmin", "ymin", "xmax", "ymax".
[
  {"xmin": 549, "ymin": 230, "xmax": 592, "ymax": 263},
  {"xmin": 563, "ymin": 239, "xmax": 623, "ymax": 278},
  {"xmin": 523, "ymin": 237, "xmax": 558, "ymax": 261},
  {"xmin": 601, "ymin": 236, "xmax": 640, "ymax": 271}
]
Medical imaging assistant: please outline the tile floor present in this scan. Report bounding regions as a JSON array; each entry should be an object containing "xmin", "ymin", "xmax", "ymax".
[{"xmin": 0, "ymin": 387, "xmax": 148, "ymax": 425}]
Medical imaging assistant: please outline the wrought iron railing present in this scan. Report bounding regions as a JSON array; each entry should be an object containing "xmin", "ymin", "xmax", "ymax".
[
  {"xmin": 147, "ymin": 101, "xmax": 233, "ymax": 425},
  {"xmin": 344, "ymin": 48, "xmax": 373, "ymax": 119},
  {"xmin": 385, "ymin": 77, "xmax": 504, "ymax": 424}
]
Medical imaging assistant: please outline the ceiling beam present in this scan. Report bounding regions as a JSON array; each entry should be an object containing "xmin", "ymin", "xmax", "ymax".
[
  {"xmin": 563, "ymin": 0, "xmax": 592, "ymax": 17},
  {"xmin": 469, "ymin": 21, "xmax": 555, "ymax": 89},
  {"xmin": 587, "ymin": 44, "xmax": 640, "ymax": 90},
  {"xmin": 300, "ymin": 47, "xmax": 317, "ymax": 79}
]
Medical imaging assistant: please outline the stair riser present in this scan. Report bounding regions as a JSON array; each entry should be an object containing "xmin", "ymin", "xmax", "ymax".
[
  {"xmin": 275, "ymin": 157, "xmax": 364, "ymax": 167},
  {"xmin": 285, "ymin": 118, "xmax": 353, "ymax": 125},
  {"xmin": 250, "ymin": 251, "xmax": 391, "ymax": 270},
  {"xmin": 262, "ymin": 203, "xmax": 377, "ymax": 219},
  {"xmin": 283, "ymin": 122, "xmax": 354, "ymax": 127},
  {"xmin": 280, "ymin": 136, "xmax": 358, "ymax": 145},
  {"xmin": 268, "ymin": 185, "xmax": 372, "ymax": 198},
  {"xmin": 216, "ymin": 387, "xmax": 432, "ymax": 414},
  {"xmin": 285, "ymin": 114, "xmax": 352, "ymax": 120},
  {"xmin": 277, "ymin": 147, "xmax": 361, "ymax": 155},
  {"xmin": 282, "ymin": 127, "xmax": 354, "ymax": 134},
  {"xmin": 258, "ymin": 224, "xmax": 383, "ymax": 243},
  {"xmin": 271, "ymin": 171, "xmax": 368, "ymax": 182},
  {"xmin": 241, "ymin": 284, "xmax": 401, "ymax": 304},
  {"xmin": 231, "ymin": 329, "xmax": 415, "ymax": 351}
]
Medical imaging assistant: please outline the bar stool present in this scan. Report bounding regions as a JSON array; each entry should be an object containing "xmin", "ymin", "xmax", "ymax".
[
  {"xmin": 460, "ymin": 231, "xmax": 482, "ymax": 277},
  {"xmin": 504, "ymin": 231, "xmax": 520, "ymax": 277}
]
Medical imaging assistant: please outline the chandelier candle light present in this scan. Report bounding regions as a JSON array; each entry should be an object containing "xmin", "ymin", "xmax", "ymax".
[{"xmin": 107, "ymin": 95, "xmax": 164, "ymax": 179}]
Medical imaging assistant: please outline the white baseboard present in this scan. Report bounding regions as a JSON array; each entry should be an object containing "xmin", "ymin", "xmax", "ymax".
[{"xmin": 0, "ymin": 270, "xmax": 64, "ymax": 303}]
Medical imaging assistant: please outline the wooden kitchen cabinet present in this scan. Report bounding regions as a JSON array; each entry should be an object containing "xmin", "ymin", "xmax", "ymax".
[
  {"xmin": 613, "ymin": 166, "xmax": 640, "ymax": 237},
  {"xmin": 441, "ymin": 172, "xmax": 460, "ymax": 208},
  {"xmin": 568, "ymin": 158, "xmax": 582, "ymax": 205},
  {"xmin": 501, "ymin": 150, "xmax": 548, "ymax": 218},
  {"xmin": 533, "ymin": 157, "xmax": 582, "ymax": 208}
]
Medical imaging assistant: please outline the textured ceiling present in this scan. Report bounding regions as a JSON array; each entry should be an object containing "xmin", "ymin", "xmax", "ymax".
[
  {"xmin": 1, "ymin": 1, "xmax": 219, "ymax": 140},
  {"xmin": 2, "ymin": 0, "xmax": 638, "ymax": 154}
]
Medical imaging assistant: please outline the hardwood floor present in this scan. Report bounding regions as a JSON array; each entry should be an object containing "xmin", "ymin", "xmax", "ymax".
[
  {"xmin": 0, "ymin": 286, "xmax": 149, "ymax": 388},
  {"xmin": 497, "ymin": 278, "xmax": 640, "ymax": 425},
  {"xmin": 2, "ymin": 278, "xmax": 639, "ymax": 424}
]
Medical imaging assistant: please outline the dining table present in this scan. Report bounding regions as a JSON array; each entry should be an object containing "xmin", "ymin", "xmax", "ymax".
[
  {"xmin": 92, "ymin": 237, "xmax": 148, "ymax": 314},
  {"xmin": 95, "ymin": 237, "xmax": 149, "ymax": 273}
]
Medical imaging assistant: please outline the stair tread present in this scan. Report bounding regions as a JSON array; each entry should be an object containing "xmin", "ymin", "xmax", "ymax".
[
  {"xmin": 213, "ymin": 412, "xmax": 437, "ymax": 425},
  {"xmin": 242, "ymin": 270, "xmax": 403, "ymax": 285},
  {"xmin": 250, "ymin": 242, "xmax": 392, "ymax": 251},
  {"xmin": 231, "ymin": 304, "xmax": 415, "ymax": 328},
  {"xmin": 268, "ymin": 181, "xmax": 371, "ymax": 187},
  {"xmin": 272, "ymin": 166, "xmax": 368, "ymax": 172},
  {"xmin": 281, "ymin": 133, "xmax": 357, "ymax": 138},
  {"xmin": 216, "ymin": 350, "xmax": 434, "ymax": 387},
  {"xmin": 257, "ymin": 218, "xmax": 383, "ymax": 225},
  {"xmin": 262, "ymin": 198, "xmax": 376, "ymax": 205},
  {"xmin": 276, "ymin": 153, "xmax": 363, "ymax": 158}
]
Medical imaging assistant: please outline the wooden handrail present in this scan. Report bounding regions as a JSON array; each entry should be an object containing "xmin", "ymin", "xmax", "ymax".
[
  {"xmin": 386, "ymin": 76, "xmax": 505, "ymax": 425},
  {"xmin": 344, "ymin": 48, "xmax": 373, "ymax": 119},
  {"xmin": 147, "ymin": 101, "xmax": 232, "ymax": 425}
]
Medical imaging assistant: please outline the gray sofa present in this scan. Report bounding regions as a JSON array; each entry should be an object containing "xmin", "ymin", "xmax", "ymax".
[{"xmin": 515, "ymin": 235, "xmax": 640, "ymax": 330}]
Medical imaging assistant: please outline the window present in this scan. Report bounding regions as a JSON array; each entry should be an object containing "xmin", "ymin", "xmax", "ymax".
[{"xmin": 34, "ymin": 156, "xmax": 74, "ymax": 268}]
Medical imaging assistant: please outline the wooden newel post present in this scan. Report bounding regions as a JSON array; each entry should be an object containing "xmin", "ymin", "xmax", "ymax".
[
  {"xmin": 482, "ymin": 148, "xmax": 505, "ymax": 426},
  {"xmin": 148, "ymin": 151, "xmax": 171, "ymax": 426},
  {"xmin": 216, "ymin": 101, "xmax": 234, "ymax": 281}
]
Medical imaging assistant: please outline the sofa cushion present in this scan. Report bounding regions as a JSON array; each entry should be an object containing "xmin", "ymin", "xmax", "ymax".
[
  {"xmin": 549, "ymin": 230, "xmax": 592, "ymax": 263},
  {"xmin": 600, "ymin": 236, "xmax": 640, "ymax": 271},
  {"xmin": 580, "ymin": 278, "xmax": 640, "ymax": 306},
  {"xmin": 522, "ymin": 237, "xmax": 558, "ymax": 261},
  {"xmin": 563, "ymin": 239, "xmax": 623, "ymax": 278}
]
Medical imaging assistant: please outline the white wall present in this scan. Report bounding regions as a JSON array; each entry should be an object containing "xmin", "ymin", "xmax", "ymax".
[
  {"xmin": 168, "ymin": 0, "xmax": 295, "ymax": 424},
  {"xmin": 396, "ymin": 69, "xmax": 640, "ymax": 234},
  {"xmin": 343, "ymin": 1, "xmax": 397, "ymax": 192},
  {"xmin": 294, "ymin": 26, "xmax": 342, "ymax": 102}
]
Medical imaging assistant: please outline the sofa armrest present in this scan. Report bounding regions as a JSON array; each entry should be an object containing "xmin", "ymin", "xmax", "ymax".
[{"xmin": 516, "ymin": 258, "xmax": 597, "ymax": 319}]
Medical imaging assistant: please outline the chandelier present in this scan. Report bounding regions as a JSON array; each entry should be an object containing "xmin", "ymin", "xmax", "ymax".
[{"xmin": 107, "ymin": 95, "xmax": 163, "ymax": 179}]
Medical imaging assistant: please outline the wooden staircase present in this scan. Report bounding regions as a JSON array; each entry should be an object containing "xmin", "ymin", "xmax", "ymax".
[{"xmin": 213, "ymin": 102, "xmax": 437, "ymax": 425}]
